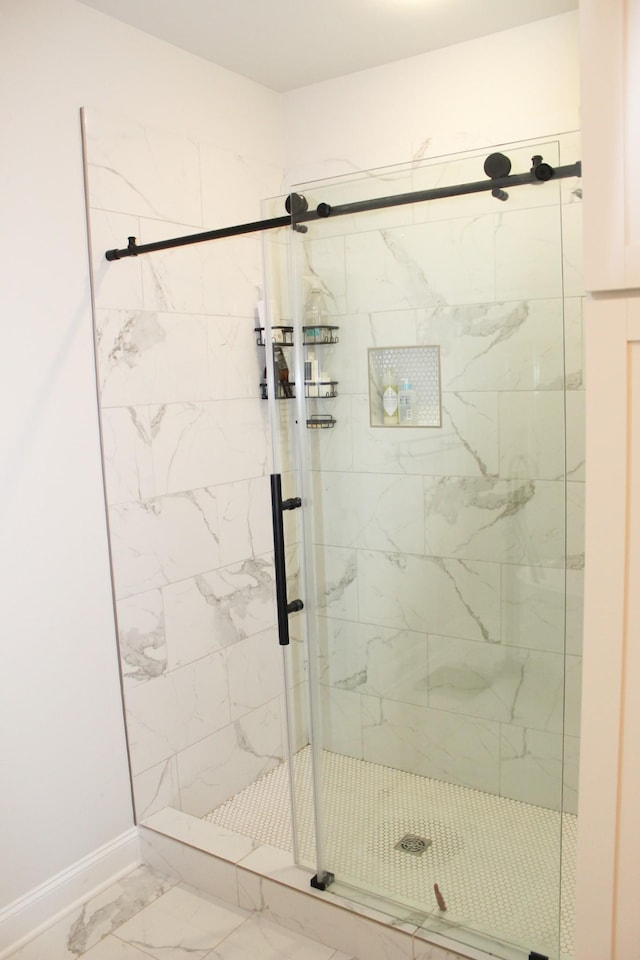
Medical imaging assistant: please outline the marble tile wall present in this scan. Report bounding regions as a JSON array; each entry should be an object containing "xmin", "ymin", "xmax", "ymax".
[
  {"xmin": 294, "ymin": 137, "xmax": 584, "ymax": 813},
  {"xmin": 83, "ymin": 108, "xmax": 289, "ymax": 822}
]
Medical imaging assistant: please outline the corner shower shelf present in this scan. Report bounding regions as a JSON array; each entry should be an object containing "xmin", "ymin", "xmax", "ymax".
[
  {"xmin": 255, "ymin": 324, "xmax": 339, "ymax": 347},
  {"xmin": 302, "ymin": 325, "xmax": 339, "ymax": 345},
  {"xmin": 306, "ymin": 414, "xmax": 337, "ymax": 429},
  {"xmin": 258, "ymin": 324, "xmax": 340, "ymax": 427},
  {"xmin": 259, "ymin": 380, "xmax": 338, "ymax": 401},
  {"xmin": 255, "ymin": 325, "xmax": 294, "ymax": 347}
]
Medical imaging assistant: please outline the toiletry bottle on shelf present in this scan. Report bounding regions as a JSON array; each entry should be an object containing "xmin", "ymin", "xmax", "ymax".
[
  {"xmin": 256, "ymin": 284, "xmax": 282, "ymax": 341},
  {"xmin": 382, "ymin": 364, "xmax": 399, "ymax": 425},
  {"xmin": 304, "ymin": 350, "xmax": 319, "ymax": 397},
  {"xmin": 398, "ymin": 378, "xmax": 416, "ymax": 425},
  {"xmin": 305, "ymin": 280, "xmax": 327, "ymax": 340},
  {"xmin": 273, "ymin": 346, "xmax": 293, "ymax": 398},
  {"xmin": 256, "ymin": 284, "xmax": 266, "ymax": 332}
]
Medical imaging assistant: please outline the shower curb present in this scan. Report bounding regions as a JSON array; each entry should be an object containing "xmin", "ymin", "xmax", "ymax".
[{"xmin": 138, "ymin": 813, "xmax": 508, "ymax": 960}]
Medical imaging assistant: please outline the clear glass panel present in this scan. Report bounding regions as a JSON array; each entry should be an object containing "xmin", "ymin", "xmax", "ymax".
[{"xmin": 268, "ymin": 140, "xmax": 581, "ymax": 960}]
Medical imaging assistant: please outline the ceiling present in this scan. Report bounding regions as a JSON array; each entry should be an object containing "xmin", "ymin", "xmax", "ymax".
[{"xmin": 77, "ymin": 0, "xmax": 578, "ymax": 93}]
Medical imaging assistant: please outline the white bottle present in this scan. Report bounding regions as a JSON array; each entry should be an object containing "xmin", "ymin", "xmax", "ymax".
[
  {"xmin": 398, "ymin": 378, "xmax": 416, "ymax": 425},
  {"xmin": 305, "ymin": 280, "xmax": 327, "ymax": 339},
  {"xmin": 382, "ymin": 364, "xmax": 399, "ymax": 425},
  {"xmin": 305, "ymin": 350, "xmax": 318, "ymax": 397}
]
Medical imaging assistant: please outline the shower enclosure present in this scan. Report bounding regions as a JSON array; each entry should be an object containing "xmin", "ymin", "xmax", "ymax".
[
  {"xmin": 83, "ymin": 109, "xmax": 582, "ymax": 960},
  {"xmin": 250, "ymin": 140, "xmax": 583, "ymax": 960}
]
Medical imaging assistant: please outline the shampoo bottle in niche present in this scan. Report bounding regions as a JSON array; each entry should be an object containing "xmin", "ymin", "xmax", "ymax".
[
  {"xmin": 398, "ymin": 378, "xmax": 416, "ymax": 424},
  {"xmin": 382, "ymin": 364, "xmax": 399, "ymax": 425}
]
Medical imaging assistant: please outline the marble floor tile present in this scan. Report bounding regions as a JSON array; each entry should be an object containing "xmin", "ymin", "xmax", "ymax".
[
  {"xmin": 207, "ymin": 913, "xmax": 338, "ymax": 959},
  {"xmin": 8, "ymin": 869, "xmax": 357, "ymax": 960},
  {"xmin": 111, "ymin": 884, "xmax": 248, "ymax": 960},
  {"xmin": 77, "ymin": 937, "xmax": 152, "ymax": 959}
]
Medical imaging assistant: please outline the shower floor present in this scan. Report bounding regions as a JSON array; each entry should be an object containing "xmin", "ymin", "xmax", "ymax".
[{"xmin": 204, "ymin": 747, "xmax": 576, "ymax": 960}]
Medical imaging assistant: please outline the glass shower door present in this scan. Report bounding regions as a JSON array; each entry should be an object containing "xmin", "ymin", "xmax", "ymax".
[{"xmin": 284, "ymin": 142, "xmax": 581, "ymax": 960}]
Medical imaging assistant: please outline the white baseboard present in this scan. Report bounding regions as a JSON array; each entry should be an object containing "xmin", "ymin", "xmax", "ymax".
[{"xmin": 0, "ymin": 828, "xmax": 140, "ymax": 958}]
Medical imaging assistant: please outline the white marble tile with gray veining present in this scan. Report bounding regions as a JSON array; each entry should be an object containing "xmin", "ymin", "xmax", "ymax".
[
  {"xmin": 176, "ymin": 700, "xmax": 284, "ymax": 816},
  {"xmin": 300, "ymin": 165, "xmax": 414, "ymax": 240},
  {"xmin": 139, "ymin": 217, "xmax": 260, "ymax": 318},
  {"xmin": 124, "ymin": 650, "xmax": 230, "ymax": 775},
  {"xmin": 109, "ymin": 488, "xmax": 221, "ymax": 599},
  {"xmin": 112, "ymin": 884, "xmax": 248, "ymax": 960},
  {"xmin": 317, "ymin": 616, "xmax": 429, "ymax": 707},
  {"xmin": 139, "ymin": 830, "xmax": 239, "ymax": 905},
  {"xmin": 311, "ymin": 470, "xmax": 425, "ymax": 554},
  {"xmin": 162, "ymin": 556, "xmax": 276, "ymax": 667},
  {"xmin": 95, "ymin": 309, "xmax": 210, "ymax": 407},
  {"xmin": 207, "ymin": 314, "xmax": 264, "ymax": 400},
  {"xmin": 412, "ymin": 142, "xmax": 562, "ymax": 226},
  {"xmin": 499, "ymin": 725, "xmax": 564, "ymax": 810},
  {"xmin": 144, "ymin": 807, "xmax": 259, "ymax": 864},
  {"xmin": 84, "ymin": 108, "xmax": 202, "ymax": 223},
  {"xmin": 423, "ymin": 476, "xmax": 565, "ymax": 567},
  {"xmin": 564, "ymin": 654, "xmax": 582, "ymax": 739},
  {"xmin": 564, "ymin": 296, "xmax": 584, "ymax": 390},
  {"xmin": 89, "ymin": 209, "xmax": 144, "ymax": 311},
  {"xmin": 561, "ymin": 200, "xmax": 584, "ymax": 299},
  {"xmin": 498, "ymin": 391, "xmax": 566, "ymax": 480},
  {"xmin": 565, "ymin": 388, "xmax": 585, "ymax": 481},
  {"xmin": 345, "ymin": 217, "xmax": 495, "ymax": 313},
  {"xmin": 362, "ymin": 697, "xmax": 500, "ymax": 793},
  {"xmin": 226, "ymin": 627, "xmax": 284, "ymax": 720},
  {"xmin": 209, "ymin": 913, "xmax": 341, "ymax": 960},
  {"xmin": 251, "ymin": 876, "xmax": 414, "ymax": 960},
  {"xmin": 331, "ymin": 310, "xmax": 418, "ymax": 396},
  {"xmin": 200, "ymin": 142, "xmax": 284, "ymax": 227},
  {"xmin": 216, "ymin": 476, "xmax": 273, "ymax": 567},
  {"xmin": 312, "ymin": 545, "xmax": 359, "ymax": 619},
  {"xmin": 9, "ymin": 865, "xmax": 175, "ymax": 960},
  {"xmin": 74, "ymin": 936, "xmax": 152, "ymax": 959},
  {"xmin": 350, "ymin": 392, "xmax": 498, "ymax": 478},
  {"xmin": 101, "ymin": 406, "xmax": 155, "ymax": 504},
  {"xmin": 116, "ymin": 589, "xmax": 167, "ymax": 687},
  {"xmin": 567, "ymin": 480, "xmax": 585, "ymax": 570},
  {"xmin": 427, "ymin": 635, "xmax": 566, "ymax": 732},
  {"xmin": 563, "ymin": 734, "xmax": 580, "ymax": 815},
  {"xmin": 500, "ymin": 564, "xmax": 566, "ymax": 653},
  {"xmin": 566, "ymin": 568, "xmax": 584, "ymax": 656},
  {"xmin": 150, "ymin": 399, "xmax": 268, "ymax": 496},
  {"xmin": 132, "ymin": 756, "xmax": 181, "ymax": 821},
  {"xmin": 298, "ymin": 235, "xmax": 347, "ymax": 318},
  {"xmin": 417, "ymin": 298, "xmax": 565, "ymax": 392},
  {"xmin": 495, "ymin": 205, "xmax": 563, "ymax": 302},
  {"xmin": 320, "ymin": 686, "xmax": 363, "ymax": 759},
  {"xmin": 306, "ymin": 397, "xmax": 354, "ymax": 473},
  {"xmin": 357, "ymin": 550, "xmax": 500, "ymax": 643}
]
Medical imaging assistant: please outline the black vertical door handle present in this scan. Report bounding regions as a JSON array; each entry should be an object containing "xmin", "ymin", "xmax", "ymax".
[{"xmin": 270, "ymin": 474, "xmax": 303, "ymax": 645}]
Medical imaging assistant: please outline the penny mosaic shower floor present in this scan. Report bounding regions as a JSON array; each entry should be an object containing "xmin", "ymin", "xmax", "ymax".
[{"xmin": 204, "ymin": 746, "xmax": 576, "ymax": 960}]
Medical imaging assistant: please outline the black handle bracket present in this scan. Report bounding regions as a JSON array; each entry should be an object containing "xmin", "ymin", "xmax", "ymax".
[{"xmin": 270, "ymin": 474, "xmax": 303, "ymax": 646}]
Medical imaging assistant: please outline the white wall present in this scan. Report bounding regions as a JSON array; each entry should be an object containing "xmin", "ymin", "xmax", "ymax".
[
  {"xmin": 282, "ymin": 11, "xmax": 580, "ymax": 182},
  {"xmin": 0, "ymin": 0, "xmax": 282, "ymax": 923}
]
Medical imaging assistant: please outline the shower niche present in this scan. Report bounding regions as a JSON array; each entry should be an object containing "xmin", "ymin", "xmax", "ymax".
[{"xmin": 368, "ymin": 345, "xmax": 442, "ymax": 427}]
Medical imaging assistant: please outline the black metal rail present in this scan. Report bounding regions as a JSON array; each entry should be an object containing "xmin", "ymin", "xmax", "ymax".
[{"xmin": 104, "ymin": 156, "xmax": 582, "ymax": 261}]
